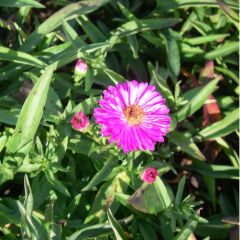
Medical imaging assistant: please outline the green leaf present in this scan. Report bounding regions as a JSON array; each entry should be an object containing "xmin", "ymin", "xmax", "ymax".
[
  {"xmin": 114, "ymin": 18, "xmax": 181, "ymax": 37},
  {"xmin": 62, "ymin": 21, "xmax": 85, "ymax": 49},
  {"xmin": 149, "ymin": 65, "xmax": 175, "ymax": 107},
  {"xmin": 20, "ymin": 0, "xmax": 111, "ymax": 52},
  {"xmin": 5, "ymin": 64, "xmax": 56, "ymax": 157},
  {"xmin": 182, "ymin": 34, "xmax": 229, "ymax": 45},
  {"xmin": 168, "ymin": 131, "xmax": 206, "ymax": 161},
  {"xmin": 186, "ymin": 161, "xmax": 239, "ymax": 179},
  {"xmin": 139, "ymin": 220, "xmax": 158, "ymax": 240},
  {"xmin": 217, "ymin": 0, "xmax": 239, "ymax": 27},
  {"xmin": 103, "ymin": 69, "xmax": 125, "ymax": 84},
  {"xmin": 173, "ymin": 214, "xmax": 199, "ymax": 240},
  {"xmin": 68, "ymin": 224, "xmax": 112, "ymax": 240},
  {"xmin": 23, "ymin": 175, "xmax": 33, "ymax": 216},
  {"xmin": 77, "ymin": 15, "xmax": 106, "ymax": 43},
  {"xmin": 0, "ymin": 46, "xmax": 46, "ymax": 68},
  {"xmin": 0, "ymin": 109, "xmax": 18, "ymax": 125},
  {"xmin": 174, "ymin": 78, "xmax": 219, "ymax": 122},
  {"xmin": 17, "ymin": 201, "xmax": 39, "ymax": 239},
  {"xmin": 84, "ymin": 171, "xmax": 130, "ymax": 224},
  {"xmin": 175, "ymin": 176, "xmax": 186, "ymax": 205},
  {"xmin": 44, "ymin": 170, "xmax": 70, "ymax": 196},
  {"xmin": 195, "ymin": 217, "xmax": 231, "ymax": 239},
  {"xmin": 107, "ymin": 209, "xmax": 127, "ymax": 240},
  {"xmin": 156, "ymin": 0, "xmax": 238, "ymax": 11},
  {"xmin": 82, "ymin": 156, "xmax": 118, "ymax": 191},
  {"xmin": 162, "ymin": 31, "xmax": 180, "ymax": 79},
  {"xmin": 128, "ymin": 177, "xmax": 171, "ymax": 214},
  {"xmin": 0, "ymin": 134, "xmax": 8, "ymax": 153},
  {"xmin": 0, "ymin": 64, "xmax": 56, "ymax": 185},
  {"xmin": 215, "ymin": 137, "xmax": 239, "ymax": 167},
  {"xmin": 199, "ymin": 108, "xmax": 239, "ymax": 139},
  {"xmin": 73, "ymin": 96, "xmax": 99, "ymax": 114},
  {"xmin": 204, "ymin": 42, "xmax": 239, "ymax": 60},
  {"xmin": 85, "ymin": 67, "xmax": 94, "ymax": 92},
  {"xmin": 203, "ymin": 175, "xmax": 216, "ymax": 210},
  {"xmin": 0, "ymin": 0, "xmax": 45, "ymax": 8}
]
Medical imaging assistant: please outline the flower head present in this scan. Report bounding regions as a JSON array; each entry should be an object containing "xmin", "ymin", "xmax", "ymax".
[
  {"xmin": 141, "ymin": 167, "xmax": 158, "ymax": 184},
  {"xmin": 70, "ymin": 111, "xmax": 90, "ymax": 132},
  {"xmin": 74, "ymin": 59, "xmax": 88, "ymax": 75},
  {"xmin": 94, "ymin": 80, "xmax": 171, "ymax": 152}
]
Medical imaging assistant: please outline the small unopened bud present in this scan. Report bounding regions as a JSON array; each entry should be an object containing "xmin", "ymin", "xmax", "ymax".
[
  {"xmin": 74, "ymin": 59, "xmax": 88, "ymax": 85},
  {"xmin": 70, "ymin": 111, "xmax": 90, "ymax": 132},
  {"xmin": 141, "ymin": 167, "xmax": 158, "ymax": 184},
  {"xmin": 75, "ymin": 59, "xmax": 88, "ymax": 75}
]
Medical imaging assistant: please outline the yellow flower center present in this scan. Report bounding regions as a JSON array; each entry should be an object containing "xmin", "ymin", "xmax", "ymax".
[{"xmin": 123, "ymin": 104, "xmax": 144, "ymax": 125}]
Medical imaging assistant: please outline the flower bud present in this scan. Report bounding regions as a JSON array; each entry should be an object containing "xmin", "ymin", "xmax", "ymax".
[
  {"xmin": 70, "ymin": 111, "xmax": 90, "ymax": 132},
  {"xmin": 141, "ymin": 167, "xmax": 158, "ymax": 184},
  {"xmin": 74, "ymin": 59, "xmax": 88, "ymax": 76}
]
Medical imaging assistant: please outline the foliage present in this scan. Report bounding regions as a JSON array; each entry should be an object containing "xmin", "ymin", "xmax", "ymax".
[{"xmin": 0, "ymin": 0, "xmax": 239, "ymax": 239}]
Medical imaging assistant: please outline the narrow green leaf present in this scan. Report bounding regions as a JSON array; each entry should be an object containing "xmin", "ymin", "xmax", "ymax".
[
  {"xmin": 0, "ymin": 46, "xmax": 46, "ymax": 68},
  {"xmin": 85, "ymin": 67, "xmax": 94, "ymax": 92},
  {"xmin": 68, "ymin": 224, "xmax": 112, "ymax": 240},
  {"xmin": 20, "ymin": 0, "xmax": 111, "ymax": 52},
  {"xmin": 168, "ymin": 131, "xmax": 206, "ymax": 161},
  {"xmin": 17, "ymin": 201, "xmax": 39, "ymax": 239},
  {"xmin": 63, "ymin": 21, "xmax": 85, "ymax": 49},
  {"xmin": 0, "ymin": 134, "xmax": 8, "ymax": 153},
  {"xmin": 175, "ymin": 176, "xmax": 186, "ymax": 205},
  {"xmin": 156, "ymin": 0, "xmax": 238, "ymax": 11},
  {"xmin": 173, "ymin": 214, "xmax": 199, "ymax": 240},
  {"xmin": 23, "ymin": 175, "xmax": 33, "ymax": 216},
  {"xmin": 204, "ymin": 42, "xmax": 239, "ymax": 60},
  {"xmin": 77, "ymin": 15, "xmax": 106, "ymax": 43},
  {"xmin": 183, "ymin": 34, "xmax": 229, "ymax": 45},
  {"xmin": 85, "ymin": 171, "xmax": 130, "ymax": 224},
  {"xmin": 6, "ymin": 64, "xmax": 56, "ymax": 156},
  {"xmin": 45, "ymin": 170, "xmax": 70, "ymax": 197},
  {"xmin": 114, "ymin": 18, "xmax": 181, "ymax": 37},
  {"xmin": 215, "ymin": 137, "xmax": 239, "ymax": 167},
  {"xmin": 107, "ymin": 209, "xmax": 127, "ymax": 240},
  {"xmin": 73, "ymin": 96, "xmax": 99, "ymax": 114},
  {"xmin": 0, "ymin": 109, "xmax": 18, "ymax": 125},
  {"xmin": 217, "ymin": 0, "xmax": 239, "ymax": 27},
  {"xmin": 186, "ymin": 161, "xmax": 239, "ymax": 179},
  {"xmin": 162, "ymin": 31, "xmax": 180, "ymax": 79},
  {"xmin": 174, "ymin": 78, "xmax": 219, "ymax": 122},
  {"xmin": 103, "ymin": 69, "xmax": 125, "ymax": 84},
  {"xmin": 82, "ymin": 156, "xmax": 118, "ymax": 191},
  {"xmin": 139, "ymin": 220, "xmax": 158, "ymax": 240},
  {"xmin": 0, "ymin": 0, "xmax": 44, "ymax": 8},
  {"xmin": 150, "ymin": 66, "xmax": 175, "ymax": 107},
  {"xmin": 199, "ymin": 108, "xmax": 239, "ymax": 139}
]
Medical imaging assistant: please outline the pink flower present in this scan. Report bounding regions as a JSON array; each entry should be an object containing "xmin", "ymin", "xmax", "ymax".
[
  {"xmin": 141, "ymin": 167, "xmax": 158, "ymax": 184},
  {"xmin": 74, "ymin": 59, "xmax": 88, "ymax": 75},
  {"xmin": 70, "ymin": 111, "xmax": 90, "ymax": 132},
  {"xmin": 94, "ymin": 80, "xmax": 171, "ymax": 153}
]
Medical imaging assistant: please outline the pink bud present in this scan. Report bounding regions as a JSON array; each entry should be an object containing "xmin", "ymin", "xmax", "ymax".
[
  {"xmin": 141, "ymin": 167, "xmax": 158, "ymax": 184},
  {"xmin": 75, "ymin": 59, "xmax": 88, "ymax": 75},
  {"xmin": 70, "ymin": 111, "xmax": 90, "ymax": 132}
]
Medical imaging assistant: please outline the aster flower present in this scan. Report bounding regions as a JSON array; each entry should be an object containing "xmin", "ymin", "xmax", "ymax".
[
  {"xmin": 70, "ymin": 111, "xmax": 90, "ymax": 132},
  {"xmin": 141, "ymin": 167, "xmax": 158, "ymax": 184},
  {"xmin": 94, "ymin": 80, "xmax": 171, "ymax": 152}
]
